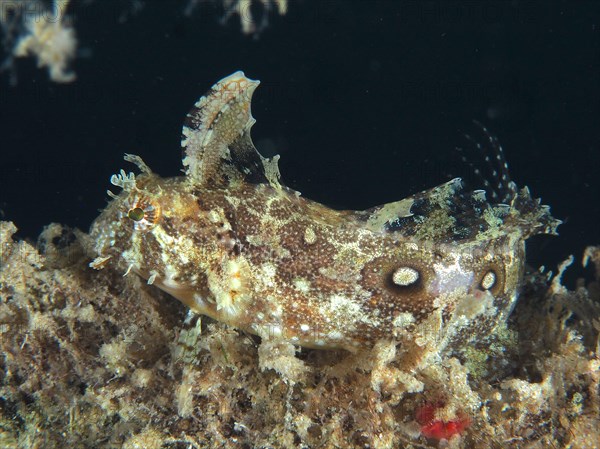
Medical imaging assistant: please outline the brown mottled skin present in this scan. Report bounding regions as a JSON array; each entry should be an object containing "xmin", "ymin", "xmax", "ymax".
[{"xmin": 89, "ymin": 72, "xmax": 560, "ymax": 351}]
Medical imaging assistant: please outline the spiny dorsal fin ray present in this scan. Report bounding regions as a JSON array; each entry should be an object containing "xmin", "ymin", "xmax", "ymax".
[{"xmin": 181, "ymin": 71, "xmax": 281, "ymax": 188}]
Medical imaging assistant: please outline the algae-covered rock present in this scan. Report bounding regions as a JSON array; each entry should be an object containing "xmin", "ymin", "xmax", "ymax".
[{"xmin": 0, "ymin": 221, "xmax": 598, "ymax": 448}]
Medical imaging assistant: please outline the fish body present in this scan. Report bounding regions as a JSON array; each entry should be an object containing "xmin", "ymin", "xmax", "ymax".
[{"xmin": 89, "ymin": 72, "xmax": 559, "ymax": 352}]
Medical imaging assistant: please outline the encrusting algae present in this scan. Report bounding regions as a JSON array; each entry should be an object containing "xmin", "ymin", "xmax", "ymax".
[{"xmin": 0, "ymin": 72, "xmax": 598, "ymax": 448}]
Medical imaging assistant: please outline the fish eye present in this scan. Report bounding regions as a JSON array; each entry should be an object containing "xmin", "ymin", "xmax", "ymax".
[
  {"xmin": 123, "ymin": 194, "xmax": 161, "ymax": 230},
  {"xmin": 480, "ymin": 270, "xmax": 496, "ymax": 290},
  {"xmin": 392, "ymin": 266, "xmax": 420, "ymax": 286},
  {"xmin": 128, "ymin": 207, "xmax": 145, "ymax": 221}
]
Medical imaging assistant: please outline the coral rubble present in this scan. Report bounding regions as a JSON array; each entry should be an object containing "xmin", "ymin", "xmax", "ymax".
[{"xmin": 0, "ymin": 221, "xmax": 598, "ymax": 448}]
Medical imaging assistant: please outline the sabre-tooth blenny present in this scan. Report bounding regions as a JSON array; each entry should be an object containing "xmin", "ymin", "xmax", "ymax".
[{"xmin": 89, "ymin": 72, "xmax": 560, "ymax": 352}]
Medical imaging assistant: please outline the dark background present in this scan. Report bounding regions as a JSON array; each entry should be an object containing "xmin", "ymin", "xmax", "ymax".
[{"xmin": 1, "ymin": 0, "xmax": 599, "ymax": 285}]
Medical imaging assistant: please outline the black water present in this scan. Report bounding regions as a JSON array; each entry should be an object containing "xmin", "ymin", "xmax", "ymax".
[{"xmin": 1, "ymin": 0, "xmax": 598, "ymax": 285}]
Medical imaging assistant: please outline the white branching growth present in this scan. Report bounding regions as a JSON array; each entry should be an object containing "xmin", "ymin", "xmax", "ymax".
[
  {"xmin": 110, "ymin": 170, "xmax": 137, "ymax": 192},
  {"xmin": 1, "ymin": 0, "xmax": 287, "ymax": 84},
  {"xmin": 10, "ymin": 0, "xmax": 77, "ymax": 82},
  {"xmin": 186, "ymin": 0, "xmax": 288, "ymax": 35},
  {"xmin": 222, "ymin": 0, "xmax": 287, "ymax": 35}
]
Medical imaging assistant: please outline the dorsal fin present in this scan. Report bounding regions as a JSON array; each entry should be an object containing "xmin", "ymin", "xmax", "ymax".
[
  {"xmin": 181, "ymin": 71, "xmax": 281, "ymax": 188},
  {"xmin": 356, "ymin": 124, "xmax": 560, "ymax": 242},
  {"xmin": 456, "ymin": 121, "xmax": 518, "ymax": 204},
  {"xmin": 355, "ymin": 178, "xmax": 474, "ymax": 241},
  {"xmin": 356, "ymin": 177, "xmax": 559, "ymax": 243}
]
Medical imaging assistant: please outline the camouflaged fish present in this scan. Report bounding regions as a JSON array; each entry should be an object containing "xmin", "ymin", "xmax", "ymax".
[{"xmin": 89, "ymin": 71, "xmax": 560, "ymax": 352}]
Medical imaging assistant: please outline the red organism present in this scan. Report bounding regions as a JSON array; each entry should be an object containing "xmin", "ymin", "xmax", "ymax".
[{"xmin": 416, "ymin": 402, "xmax": 471, "ymax": 440}]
